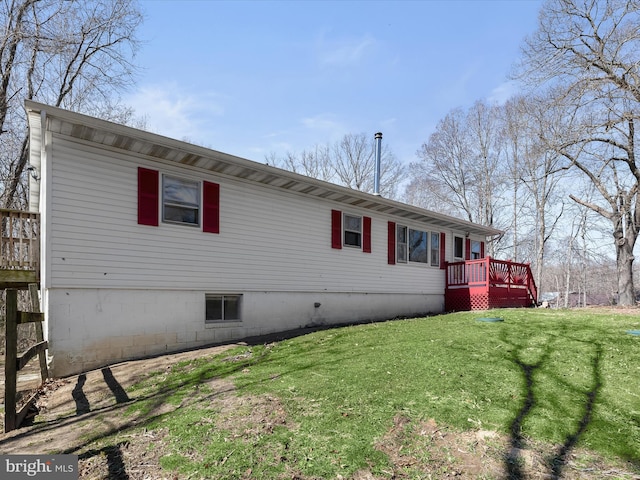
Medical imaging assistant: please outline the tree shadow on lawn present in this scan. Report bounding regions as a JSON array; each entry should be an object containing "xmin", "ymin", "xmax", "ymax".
[
  {"xmin": 1, "ymin": 347, "xmax": 267, "ymax": 477},
  {"xmin": 4, "ymin": 323, "xmax": 367, "ymax": 451},
  {"xmin": 500, "ymin": 325, "xmax": 606, "ymax": 479}
]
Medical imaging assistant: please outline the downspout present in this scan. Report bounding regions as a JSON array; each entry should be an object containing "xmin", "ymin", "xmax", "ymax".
[{"xmin": 373, "ymin": 132, "xmax": 382, "ymax": 196}]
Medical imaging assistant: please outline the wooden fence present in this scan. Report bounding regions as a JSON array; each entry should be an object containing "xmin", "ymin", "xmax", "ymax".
[
  {"xmin": 0, "ymin": 209, "xmax": 39, "ymax": 270},
  {"xmin": 4, "ymin": 285, "xmax": 48, "ymax": 432}
]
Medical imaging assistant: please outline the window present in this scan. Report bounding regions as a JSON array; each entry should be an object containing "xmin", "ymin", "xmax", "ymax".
[
  {"xmin": 408, "ymin": 229, "xmax": 428, "ymax": 263},
  {"xmin": 395, "ymin": 225, "xmax": 442, "ymax": 266},
  {"xmin": 471, "ymin": 240, "xmax": 482, "ymax": 259},
  {"xmin": 454, "ymin": 236, "xmax": 464, "ymax": 260},
  {"xmin": 397, "ymin": 225, "xmax": 407, "ymax": 263},
  {"xmin": 332, "ymin": 210, "xmax": 371, "ymax": 252},
  {"xmin": 138, "ymin": 168, "xmax": 220, "ymax": 233},
  {"xmin": 163, "ymin": 175, "xmax": 200, "ymax": 225},
  {"xmin": 430, "ymin": 232, "xmax": 440, "ymax": 267},
  {"xmin": 343, "ymin": 213, "xmax": 362, "ymax": 247},
  {"xmin": 206, "ymin": 294, "xmax": 241, "ymax": 323}
]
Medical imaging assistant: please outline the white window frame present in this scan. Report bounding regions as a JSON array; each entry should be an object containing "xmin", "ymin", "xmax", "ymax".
[
  {"xmin": 408, "ymin": 228, "xmax": 428, "ymax": 264},
  {"xmin": 453, "ymin": 235, "xmax": 465, "ymax": 260},
  {"xmin": 397, "ymin": 225, "xmax": 407, "ymax": 263},
  {"xmin": 397, "ymin": 225, "xmax": 440, "ymax": 267},
  {"xmin": 205, "ymin": 294, "xmax": 242, "ymax": 323},
  {"xmin": 162, "ymin": 174, "xmax": 201, "ymax": 227},
  {"xmin": 343, "ymin": 213, "xmax": 362, "ymax": 248},
  {"xmin": 471, "ymin": 240, "xmax": 482, "ymax": 259},
  {"xmin": 430, "ymin": 232, "xmax": 440, "ymax": 267}
]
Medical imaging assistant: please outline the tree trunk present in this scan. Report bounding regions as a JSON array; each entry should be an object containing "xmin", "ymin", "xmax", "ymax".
[{"xmin": 615, "ymin": 235, "xmax": 635, "ymax": 306}]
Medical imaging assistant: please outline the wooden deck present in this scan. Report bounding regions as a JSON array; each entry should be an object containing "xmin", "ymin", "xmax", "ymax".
[
  {"xmin": 445, "ymin": 257, "xmax": 537, "ymax": 311},
  {"xmin": 0, "ymin": 209, "xmax": 40, "ymax": 288}
]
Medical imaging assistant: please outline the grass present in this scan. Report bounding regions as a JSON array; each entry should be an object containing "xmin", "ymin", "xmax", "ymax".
[{"xmin": 124, "ymin": 308, "xmax": 640, "ymax": 478}]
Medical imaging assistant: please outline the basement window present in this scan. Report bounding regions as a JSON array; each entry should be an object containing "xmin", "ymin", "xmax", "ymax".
[{"xmin": 206, "ymin": 294, "xmax": 242, "ymax": 323}]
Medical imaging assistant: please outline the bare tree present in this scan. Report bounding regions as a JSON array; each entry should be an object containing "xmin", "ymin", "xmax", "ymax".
[
  {"xmin": 266, "ymin": 145, "xmax": 334, "ymax": 182},
  {"xmin": 517, "ymin": 0, "xmax": 640, "ymax": 305},
  {"xmin": 267, "ymin": 132, "xmax": 405, "ymax": 199},
  {"xmin": 330, "ymin": 133, "xmax": 404, "ymax": 198},
  {"xmin": 410, "ymin": 108, "xmax": 478, "ymax": 221},
  {"xmin": 0, "ymin": 0, "xmax": 142, "ymax": 208},
  {"xmin": 502, "ymin": 97, "xmax": 528, "ymax": 262},
  {"xmin": 504, "ymin": 94, "xmax": 568, "ymax": 292},
  {"xmin": 409, "ymin": 101, "xmax": 508, "ymax": 253}
]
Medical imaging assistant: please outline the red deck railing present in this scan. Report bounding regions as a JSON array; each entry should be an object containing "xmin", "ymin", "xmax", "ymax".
[{"xmin": 445, "ymin": 257, "xmax": 537, "ymax": 311}]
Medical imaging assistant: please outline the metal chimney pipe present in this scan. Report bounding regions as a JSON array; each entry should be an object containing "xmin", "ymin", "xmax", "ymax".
[{"xmin": 373, "ymin": 132, "xmax": 382, "ymax": 196}]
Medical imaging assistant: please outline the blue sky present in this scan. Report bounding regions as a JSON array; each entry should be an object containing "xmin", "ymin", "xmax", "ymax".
[{"xmin": 127, "ymin": 0, "xmax": 543, "ymax": 167}]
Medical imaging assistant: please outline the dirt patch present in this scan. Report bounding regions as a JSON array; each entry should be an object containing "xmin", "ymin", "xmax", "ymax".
[
  {"xmin": 0, "ymin": 343, "xmax": 238, "ymax": 478},
  {"xmin": 370, "ymin": 414, "xmax": 639, "ymax": 480},
  {"xmin": 1, "ymin": 343, "xmax": 639, "ymax": 480}
]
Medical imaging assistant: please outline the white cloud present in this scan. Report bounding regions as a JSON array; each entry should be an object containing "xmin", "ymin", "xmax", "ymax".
[
  {"xmin": 380, "ymin": 117, "xmax": 397, "ymax": 128},
  {"xmin": 301, "ymin": 113, "xmax": 343, "ymax": 131},
  {"xmin": 316, "ymin": 32, "xmax": 376, "ymax": 67},
  {"xmin": 125, "ymin": 83, "xmax": 224, "ymax": 143},
  {"xmin": 487, "ymin": 80, "xmax": 519, "ymax": 104}
]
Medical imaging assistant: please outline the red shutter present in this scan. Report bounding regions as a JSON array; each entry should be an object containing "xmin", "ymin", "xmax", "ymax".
[
  {"xmin": 440, "ymin": 232, "xmax": 446, "ymax": 269},
  {"xmin": 387, "ymin": 221, "xmax": 396, "ymax": 265},
  {"xmin": 331, "ymin": 210, "xmax": 342, "ymax": 249},
  {"xmin": 138, "ymin": 167, "xmax": 159, "ymax": 226},
  {"xmin": 480, "ymin": 241, "xmax": 485, "ymax": 258},
  {"xmin": 202, "ymin": 181, "xmax": 220, "ymax": 234},
  {"xmin": 465, "ymin": 238, "xmax": 471, "ymax": 260},
  {"xmin": 363, "ymin": 216, "xmax": 372, "ymax": 253}
]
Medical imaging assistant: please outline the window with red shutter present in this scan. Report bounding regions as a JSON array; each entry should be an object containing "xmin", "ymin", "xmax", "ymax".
[
  {"xmin": 138, "ymin": 167, "xmax": 159, "ymax": 226},
  {"xmin": 387, "ymin": 222, "xmax": 396, "ymax": 265},
  {"xmin": 363, "ymin": 216, "xmax": 372, "ymax": 253},
  {"xmin": 331, "ymin": 210, "xmax": 342, "ymax": 249},
  {"xmin": 202, "ymin": 181, "xmax": 220, "ymax": 234}
]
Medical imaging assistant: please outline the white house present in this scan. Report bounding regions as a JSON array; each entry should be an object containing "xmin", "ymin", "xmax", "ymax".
[{"xmin": 25, "ymin": 100, "xmax": 501, "ymax": 377}]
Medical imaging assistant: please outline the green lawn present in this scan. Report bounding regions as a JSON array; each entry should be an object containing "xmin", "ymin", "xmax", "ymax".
[{"xmin": 127, "ymin": 309, "xmax": 640, "ymax": 478}]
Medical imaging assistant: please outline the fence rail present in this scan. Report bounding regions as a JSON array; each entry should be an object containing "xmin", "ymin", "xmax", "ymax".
[
  {"xmin": 4, "ymin": 285, "xmax": 48, "ymax": 432},
  {"xmin": 0, "ymin": 209, "xmax": 40, "ymax": 271}
]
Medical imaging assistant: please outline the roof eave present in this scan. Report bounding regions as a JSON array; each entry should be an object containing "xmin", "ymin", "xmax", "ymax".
[{"xmin": 25, "ymin": 100, "xmax": 503, "ymax": 238}]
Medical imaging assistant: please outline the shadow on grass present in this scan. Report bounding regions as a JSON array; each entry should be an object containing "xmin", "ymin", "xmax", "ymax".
[
  {"xmin": 0, "ymin": 343, "xmax": 270, "ymax": 476},
  {"xmin": 503, "ymin": 332, "xmax": 553, "ymax": 479},
  {"xmin": 78, "ymin": 441, "xmax": 130, "ymax": 480},
  {"xmin": 548, "ymin": 343, "xmax": 602, "ymax": 480},
  {"xmin": 4, "ymin": 323, "xmax": 361, "ymax": 448},
  {"xmin": 71, "ymin": 374, "xmax": 90, "ymax": 416},
  {"xmin": 102, "ymin": 367, "xmax": 130, "ymax": 404},
  {"xmin": 501, "ymin": 326, "xmax": 603, "ymax": 480}
]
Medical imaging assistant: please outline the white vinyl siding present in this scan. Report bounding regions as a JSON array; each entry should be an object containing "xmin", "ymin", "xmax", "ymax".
[{"xmin": 47, "ymin": 135, "xmax": 446, "ymax": 295}]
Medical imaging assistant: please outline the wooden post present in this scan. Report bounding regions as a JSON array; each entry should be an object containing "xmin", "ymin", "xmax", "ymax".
[
  {"xmin": 29, "ymin": 283, "xmax": 48, "ymax": 381},
  {"xmin": 5, "ymin": 288, "xmax": 18, "ymax": 432}
]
